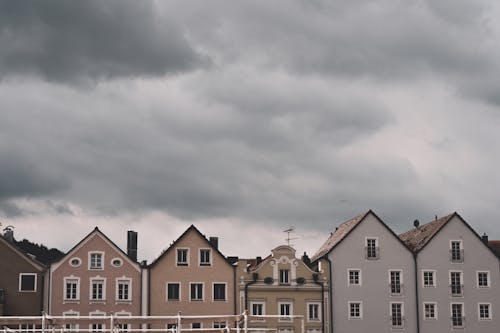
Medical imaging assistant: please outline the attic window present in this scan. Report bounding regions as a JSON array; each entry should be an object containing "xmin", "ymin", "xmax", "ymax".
[
  {"xmin": 111, "ymin": 258, "xmax": 123, "ymax": 267},
  {"xmin": 70, "ymin": 258, "xmax": 81, "ymax": 267}
]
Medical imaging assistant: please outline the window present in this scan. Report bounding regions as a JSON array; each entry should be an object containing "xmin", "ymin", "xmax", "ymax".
[
  {"xmin": 424, "ymin": 303, "xmax": 437, "ymax": 320},
  {"xmin": 348, "ymin": 270, "xmax": 361, "ymax": 286},
  {"xmin": 90, "ymin": 312, "xmax": 106, "ymax": 332},
  {"xmin": 70, "ymin": 258, "xmax": 81, "ymax": 267},
  {"xmin": 390, "ymin": 303, "xmax": 404, "ymax": 328},
  {"xmin": 90, "ymin": 278, "xmax": 106, "ymax": 301},
  {"xmin": 115, "ymin": 312, "xmax": 131, "ymax": 332},
  {"xmin": 279, "ymin": 302, "xmax": 292, "ymax": 321},
  {"xmin": 307, "ymin": 302, "xmax": 321, "ymax": 322},
  {"xmin": 191, "ymin": 323, "xmax": 201, "ymax": 329},
  {"xmin": 279, "ymin": 269, "xmax": 290, "ymax": 285},
  {"xmin": 199, "ymin": 249, "xmax": 211, "ymax": 266},
  {"xmin": 19, "ymin": 273, "xmax": 36, "ymax": 292},
  {"xmin": 190, "ymin": 283, "xmax": 203, "ymax": 301},
  {"xmin": 348, "ymin": 302, "xmax": 362, "ymax": 319},
  {"xmin": 450, "ymin": 271, "xmax": 463, "ymax": 296},
  {"xmin": 177, "ymin": 249, "xmax": 189, "ymax": 266},
  {"xmin": 63, "ymin": 311, "xmax": 79, "ymax": 331},
  {"xmin": 89, "ymin": 252, "xmax": 104, "ymax": 270},
  {"xmin": 111, "ymin": 258, "xmax": 123, "ymax": 267},
  {"xmin": 64, "ymin": 277, "xmax": 80, "ymax": 301},
  {"xmin": 450, "ymin": 241, "xmax": 463, "ymax": 263},
  {"xmin": 451, "ymin": 303, "xmax": 464, "ymax": 328},
  {"xmin": 213, "ymin": 322, "xmax": 226, "ymax": 329},
  {"xmin": 251, "ymin": 301, "xmax": 265, "ymax": 316},
  {"xmin": 477, "ymin": 271, "xmax": 490, "ymax": 288},
  {"xmin": 365, "ymin": 238, "xmax": 379, "ymax": 260},
  {"xmin": 390, "ymin": 270, "xmax": 402, "ymax": 295},
  {"xmin": 167, "ymin": 283, "xmax": 180, "ymax": 301},
  {"xmin": 422, "ymin": 270, "xmax": 435, "ymax": 287},
  {"xmin": 478, "ymin": 303, "xmax": 491, "ymax": 320},
  {"xmin": 116, "ymin": 279, "xmax": 131, "ymax": 301},
  {"xmin": 166, "ymin": 324, "xmax": 177, "ymax": 333},
  {"xmin": 213, "ymin": 283, "xmax": 226, "ymax": 301}
]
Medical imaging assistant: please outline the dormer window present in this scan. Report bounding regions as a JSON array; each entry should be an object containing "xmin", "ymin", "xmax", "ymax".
[
  {"xmin": 279, "ymin": 269, "xmax": 290, "ymax": 285},
  {"xmin": 199, "ymin": 249, "xmax": 211, "ymax": 266},
  {"xmin": 365, "ymin": 238, "xmax": 379, "ymax": 260},
  {"xmin": 89, "ymin": 252, "xmax": 104, "ymax": 270},
  {"xmin": 177, "ymin": 249, "xmax": 189, "ymax": 266}
]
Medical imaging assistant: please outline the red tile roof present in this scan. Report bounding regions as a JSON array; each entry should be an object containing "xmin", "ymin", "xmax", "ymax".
[{"xmin": 399, "ymin": 213, "xmax": 455, "ymax": 252}]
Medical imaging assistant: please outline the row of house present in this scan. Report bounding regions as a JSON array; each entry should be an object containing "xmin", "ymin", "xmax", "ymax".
[{"xmin": 1, "ymin": 210, "xmax": 500, "ymax": 333}]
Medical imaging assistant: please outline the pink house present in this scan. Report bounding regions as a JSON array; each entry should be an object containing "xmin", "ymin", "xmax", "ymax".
[{"xmin": 49, "ymin": 228, "xmax": 143, "ymax": 331}]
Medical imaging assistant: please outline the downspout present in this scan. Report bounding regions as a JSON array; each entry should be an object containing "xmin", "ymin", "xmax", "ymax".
[
  {"xmin": 323, "ymin": 256, "xmax": 333, "ymax": 333},
  {"xmin": 40, "ymin": 273, "xmax": 45, "ymax": 315},
  {"xmin": 312, "ymin": 273, "xmax": 325, "ymax": 333},
  {"xmin": 413, "ymin": 253, "xmax": 420, "ymax": 333},
  {"xmin": 244, "ymin": 273, "xmax": 258, "ymax": 311},
  {"xmin": 233, "ymin": 264, "xmax": 237, "ymax": 320}
]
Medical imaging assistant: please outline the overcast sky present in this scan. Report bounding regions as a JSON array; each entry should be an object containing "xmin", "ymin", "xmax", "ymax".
[{"xmin": 1, "ymin": 0, "xmax": 500, "ymax": 262}]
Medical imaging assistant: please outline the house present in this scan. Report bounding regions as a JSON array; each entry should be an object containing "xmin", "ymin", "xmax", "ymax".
[
  {"xmin": 400, "ymin": 212, "xmax": 500, "ymax": 332},
  {"xmin": 237, "ymin": 245, "xmax": 329, "ymax": 333},
  {"xmin": 49, "ymin": 228, "xmax": 143, "ymax": 332},
  {"xmin": 148, "ymin": 225, "xmax": 235, "ymax": 330},
  {"xmin": 0, "ymin": 228, "xmax": 46, "ymax": 318},
  {"xmin": 311, "ymin": 210, "xmax": 418, "ymax": 333}
]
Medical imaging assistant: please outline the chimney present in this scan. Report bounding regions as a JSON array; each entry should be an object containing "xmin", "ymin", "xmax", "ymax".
[
  {"xmin": 3, "ymin": 226, "xmax": 14, "ymax": 243},
  {"xmin": 256, "ymin": 256, "xmax": 262, "ymax": 265},
  {"xmin": 127, "ymin": 230, "xmax": 138, "ymax": 262},
  {"xmin": 302, "ymin": 252, "xmax": 311, "ymax": 267},
  {"xmin": 482, "ymin": 233, "xmax": 489, "ymax": 244},
  {"xmin": 209, "ymin": 236, "xmax": 219, "ymax": 250}
]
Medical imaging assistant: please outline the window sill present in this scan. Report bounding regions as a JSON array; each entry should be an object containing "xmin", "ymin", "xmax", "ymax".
[
  {"xmin": 90, "ymin": 300, "xmax": 106, "ymax": 304},
  {"xmin": 63, "ymin": 300, "xmax": 80, "ymax": 304}
]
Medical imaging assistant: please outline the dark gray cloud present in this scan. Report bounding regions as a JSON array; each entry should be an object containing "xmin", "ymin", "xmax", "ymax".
[{"xmin": 0, "ymin": 0, "xmax": 206, "ymax": 82}]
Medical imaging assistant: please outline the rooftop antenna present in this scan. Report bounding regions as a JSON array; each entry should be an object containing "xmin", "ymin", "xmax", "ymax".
[{"xmin": 283, "ymin": 226, "xmax": 298, "ymax": 247}]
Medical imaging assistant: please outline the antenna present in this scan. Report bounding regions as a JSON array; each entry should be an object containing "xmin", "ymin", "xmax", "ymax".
[{"xmin": 283, "ymin": 226, "xmax": 298, "ymax": 246}]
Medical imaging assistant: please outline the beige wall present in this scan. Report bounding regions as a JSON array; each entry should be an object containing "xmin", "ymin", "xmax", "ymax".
[{"xmin": 149, "ymin": 227, "xmax": 235, "ymax": 329}]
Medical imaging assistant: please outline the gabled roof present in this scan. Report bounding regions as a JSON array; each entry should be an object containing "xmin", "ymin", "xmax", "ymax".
[
  {"xmin": 0, "ymin": 235, "xmax": 46, "ymax": 271},
  {"xmin": 148, "ymin": 224, "xmax": 233, "ymax": 268},
  {"xmin": 399, "ymin": 213, "xmax": 454, "ymax": 252},
  {"xmin": 51, "ymin": 227, "xmax": 140, "ymax": 272}
]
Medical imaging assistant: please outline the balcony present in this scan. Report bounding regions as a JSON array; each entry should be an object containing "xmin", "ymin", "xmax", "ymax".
[{"xmin": 449, "ymin": 249, "xmax": 464, "ymax": 263}]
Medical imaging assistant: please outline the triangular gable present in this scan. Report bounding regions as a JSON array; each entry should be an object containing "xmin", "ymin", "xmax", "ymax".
[
  {"xmin": 148, "ymin": 224, "xmax": 233, "ymax": 268},
  {"xmin": 311, "ymin": 210, "xmax": 412, "ymax": 262},
  {"xmin": 51, "ymin": 227, "xmax": 141, "ymax": 272},
  {"xmin": 0, "ymin": 235, "xmax": 45, "ymax": 271}
]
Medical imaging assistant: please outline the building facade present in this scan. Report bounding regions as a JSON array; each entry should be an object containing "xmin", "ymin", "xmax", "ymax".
[
  {"xmin": 311, "ymin": 210, "xmax": 418, "ymax": 333},
  {"xmin": 237, "ymin": 245, "xmax": 329, "ymax": 333},
  {"xmin": 148, "ymin": 225, "xmax": 235, "ymax": 330},
  {"xmin": 400, "ymin": 213, "xmax": 500, "ymax": 332},
  {"xmin": 49, "ymin": 228, "xmax": 143, "ymax": 331}
]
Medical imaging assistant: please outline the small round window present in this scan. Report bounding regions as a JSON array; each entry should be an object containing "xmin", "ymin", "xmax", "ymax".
[
  {"xmin": 70, "ymin": 258, "xmax": 81, "ymax": 267},
  {"xmin": 111, "ymin": 258, "xmax": 123, "ymax": 267}
]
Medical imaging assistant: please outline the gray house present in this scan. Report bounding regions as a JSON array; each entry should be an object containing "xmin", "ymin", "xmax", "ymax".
[
  {"xmin": 400, "ymin": 212, "xmax": 500, "ymax": 332},
  {"xmin": 311, "ymin": 210, "xmax": 417, "ymax": 333}
]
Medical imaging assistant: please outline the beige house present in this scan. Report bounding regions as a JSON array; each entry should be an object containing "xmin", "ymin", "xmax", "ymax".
[
  {"xmin": 49, "ymin": 228, "xmax": 143, "ymax": 331},
  {"xmin": 237, "ymin": 245, "xmax": 329, "ymax": 333},
  {"xmin": 148, "ymin": 225, "xmax": 236, "ymax": 330}
]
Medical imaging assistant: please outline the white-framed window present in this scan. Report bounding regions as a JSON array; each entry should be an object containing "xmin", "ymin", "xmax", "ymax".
[
  {"xmin": 213, "ymin": 283, "xmax": 226, "ymax": 301},
  {"xmin": 451, "ymin": 303, "xmax": 465, "ymax": 328},
  {"xmin": 423, "ymin": 302, "xmax": 437, "ymax": 320},
  {"xmin": 199, "ymin": 249, "xmax": 211, "ymax": 266},
  {"xmin": 250, "ymin": 301, "xmax": 265, "ymax": 316},
  {"xmin": 90, "ymin": 277, "xmax": 106, "ymax": 301},
  {"xmin": 116, "ymin": 277, "xmax": 132, "ymax": 301},
  {"xmin": 63, "ymin": 310, "xmax": 79, "ymax": 331},
  {"xmin": 307, "ymin": 302, "xmax": 321, "ymax": 322},
  {"xmin": 477, "ymin": 271, "xmax": 490, "ymax": 288},
  {"xmin": 167, "ymin": 282, "xmax": 181, "ymax": 301},
  {"xmin": 278, "ymin": 301, "xmax": 293, "ymax": 321},
  {"xmin": 478, "ymin": 303, "xmax": 492, "ymax": 320},
  {"xmin": 279, "ymin": 269, "xmax": 290, "ymax": 285},
  {"xmin": 69, "ymin": 258, "xmax": 81, "ymax": 267},
  {"xmin": 213, "ymin": 322, "xmax": 226, "ymax": 329},
  {"xmin": 365, "ymin": 237, "xmax": 379, "ymax": 260},
  {"xmin": 111, "ymin": 258, "xmax": 123, "ymax": 267},
  {"xmin": 348, "ymin": 301, "xmax": 362, "ymax": 319},
  {"xmin": 19, "ymin": 273, "xmax": 37, "ymax": 292},
  {"xmin": 422, "ymin": 270, "xmax": 436, "ymax": 288},
  {"xmin": 18, "ymin": 324, "xmax": 36, "ymax": 332},
  {"xmin": 389, "ymin": 270, "xmax": 403, "ymax": 295},
  {"xmin": 115, "ymin": 311, "xmax": 131, "ymax": 332},
  {"xmin": 450, "ymin": 240, "xmax": 463, "ymax": 263},
  {"xmin": 89, "ymin": 251, "xmax": 104, "ymax": 270},
  {"xmin": 191, "ymin": 323, "xmax": 202, "ymax": 329},
  {"xmin": 190, "ymin": 282, "xmax": 203, "ymax": 301},
  {"xmin": 390, "ymin": 302, "xmax": 404, "ymax": 328},
  {"xmin": 348, "ymin": 269, "xmax": 361, "ymax": 286},
  {"xmin": 89, "ymin": 311, "xmax": 106, "ymax": 332},
  {"xmin": 166, "ymin": 324, "xmax": 177, "ymax": 332},
  {"xmin": 450, "ymin": 271, "xmax": 463, "ymax": 297},
  {"xmin": 176, "ymin": 248, "xmax": 189, "ymax": 266},
  {"xmin": 64, "ymin": 276, "xmax": 80, "ymax": 301}
]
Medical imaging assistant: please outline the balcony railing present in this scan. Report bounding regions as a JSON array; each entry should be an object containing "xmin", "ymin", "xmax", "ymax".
[
  {"xmin": 390, "ymin": 316, "xmax": 405, "ymax": 329},
  {"xmin": 449, "ymin": 249, "xmax": 464, "ymax": 263},
  {"xmin": 451, "ymin": 316, "xmax": 466, "ymax": 328},
  {"xmin": 450, "ymin": 284, "xmax": 464, "ymax": 297},
  {"xmin": 364, "ymin": 247, "xmax": 380, "ymax": 260}
]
